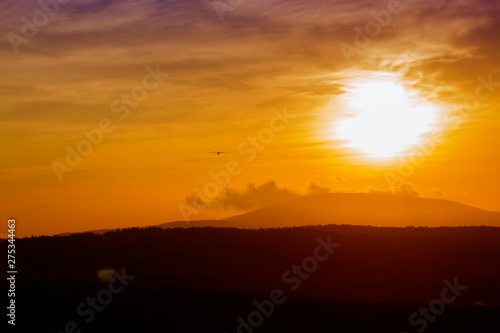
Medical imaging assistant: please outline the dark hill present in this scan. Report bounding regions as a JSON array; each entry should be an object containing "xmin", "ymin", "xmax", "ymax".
[{"xmin": 14, "ymin": 225, "xmax": 500, "ymax": 332}]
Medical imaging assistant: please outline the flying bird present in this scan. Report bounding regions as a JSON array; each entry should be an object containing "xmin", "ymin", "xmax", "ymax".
[{"xmin": 210, "ymin": 151, "xmax": 226, "ymax": 155}]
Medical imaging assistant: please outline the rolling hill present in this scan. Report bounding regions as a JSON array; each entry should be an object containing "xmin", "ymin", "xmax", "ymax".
[
  {"xmin": 57, "ymin": 193, "xmax": 500, "ymax": 236},
  {"xmin": 220, "ymin": 193, "xmax": 500, "ymax": 228}
]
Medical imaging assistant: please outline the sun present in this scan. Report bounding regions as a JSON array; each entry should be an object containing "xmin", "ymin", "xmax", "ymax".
[{"xmin": 334, "ymin": 74, "xmax": 440, "ymax": 158}]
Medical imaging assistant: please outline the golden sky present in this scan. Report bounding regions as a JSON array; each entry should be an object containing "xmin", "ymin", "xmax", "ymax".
[{"xmin": 2, "ymin": 0, "xmax": 500, "ymax": 236}]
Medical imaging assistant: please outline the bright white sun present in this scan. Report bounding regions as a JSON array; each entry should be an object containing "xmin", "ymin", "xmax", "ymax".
[{"xmin": 335, "ymin": 75, "xmax": 440, "ymax": 158}]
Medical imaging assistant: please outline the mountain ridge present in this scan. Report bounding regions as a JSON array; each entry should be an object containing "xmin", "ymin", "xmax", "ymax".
[{"xmin": 56, "ymin": 193, "xmax": 500, "ymax": 236}]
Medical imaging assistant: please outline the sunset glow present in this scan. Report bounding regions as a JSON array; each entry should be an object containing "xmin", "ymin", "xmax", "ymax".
[
  {"xmin": 335, "ymin": 75, "xmax": 441, "ymax": 158},
  {"xmin": 1, "ymin": 0, "xmax": 500, "ymax": 237},
  {"xmin": 4, "ymin": 1, "xmax": 500, "ymax": 332}
]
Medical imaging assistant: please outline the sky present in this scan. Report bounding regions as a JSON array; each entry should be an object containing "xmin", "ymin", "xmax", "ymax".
[{"xmin": 1, "ymin": 0, "xmax": 500, "ymax": 237}]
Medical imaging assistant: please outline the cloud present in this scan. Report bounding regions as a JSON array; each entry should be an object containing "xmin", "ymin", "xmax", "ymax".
[
  {"xmin": 1, "ymin": 0, "xmax": 496, "ymax": 223},
  {"xmin": 394, "ymin": 182, "xmax": 420, "ymax": 197},
  {"xmin": 186, "ymin": 180, "xmax": 300, "ymax": 211},
  {"xmin": 185, "ymin": 179, "xmax": 452, "ymax": 212},
  {"xmin": 307, "ymin": 182, "xmax": 332, "ymax": 195},
  {"xmin": 369, "ymin": 182, "xmax": 420, "ymax": 197},
  {"xmin": 429, "ymin": 188, "xmax": 446, "ymax": 199},
  {"xmin": 307, "ymin": 177, "xmax": 355, "ymax": 195}
]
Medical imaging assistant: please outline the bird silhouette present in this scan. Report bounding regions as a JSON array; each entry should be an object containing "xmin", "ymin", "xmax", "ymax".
[{"xmin": 210, "ymin": 151, "xmax": 226, "ymax": 155}]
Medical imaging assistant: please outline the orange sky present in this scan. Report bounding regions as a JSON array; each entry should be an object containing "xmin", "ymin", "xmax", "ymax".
[{"xmin": 2, "ymin": 0, "xmax": 500, "ymax": 237}]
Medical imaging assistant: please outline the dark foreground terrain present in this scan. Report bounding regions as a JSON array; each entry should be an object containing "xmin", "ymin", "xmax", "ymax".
[{"xmin": 4, "ymin": 225, "xmax": 500, "ymax": 332}]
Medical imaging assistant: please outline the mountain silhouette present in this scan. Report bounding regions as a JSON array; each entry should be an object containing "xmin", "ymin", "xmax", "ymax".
[
  {"xmin": 220, "ymin": 193, "xmax": 500, "ymax": 228},
  {"xmin": 18, "ymin": 193, "xmax": 500, "ymax": 332},
  {"xmin": 58, "ymin": 193, "xmax": 500, "ymax": 236}
]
